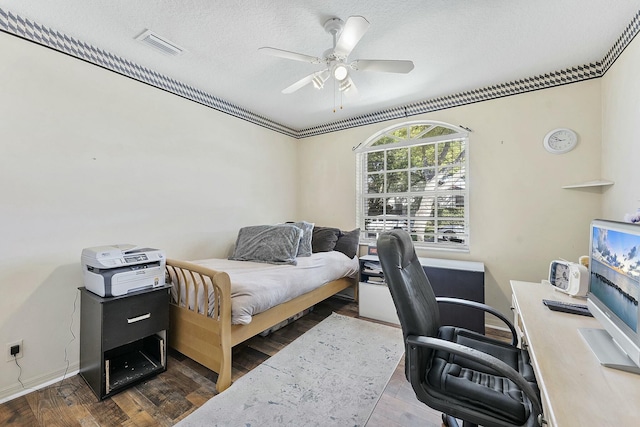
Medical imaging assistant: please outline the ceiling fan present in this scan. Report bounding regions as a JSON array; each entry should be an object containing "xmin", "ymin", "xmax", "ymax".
[{"xmin": 259, "ymin": 16, "xmax": 414, "ymax": 95}]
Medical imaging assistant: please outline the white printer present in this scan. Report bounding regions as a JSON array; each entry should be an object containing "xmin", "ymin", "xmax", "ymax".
[{"xmin": 81, "ymin": 244, "xmax": 166, "ymax": 297}]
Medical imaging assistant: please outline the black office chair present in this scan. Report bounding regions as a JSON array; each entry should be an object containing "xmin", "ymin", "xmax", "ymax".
[{"xmin": 377, "ymin": 230, "xmax": 543, "ymax": 427}]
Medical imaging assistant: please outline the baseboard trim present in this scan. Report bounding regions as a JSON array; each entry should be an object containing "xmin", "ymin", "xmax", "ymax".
[
  {"xmin": 486, "ymin": 323, "xmax": 511, "ymax": 334},
  {"xmin": 0, "ymin": 365, "xmax": 79, "ymax": 404}
]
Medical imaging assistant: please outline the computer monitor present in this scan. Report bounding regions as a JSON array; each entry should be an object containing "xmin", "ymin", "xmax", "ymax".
[{"xmin": 580, "ymin": 219, "xmax": 640, "ymax": 374}]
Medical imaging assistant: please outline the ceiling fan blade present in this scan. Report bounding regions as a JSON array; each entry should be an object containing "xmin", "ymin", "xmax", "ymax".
[
  {"xmin": 334, "ymin": 16, "xmax": 370, "ymax": 58},
  {"xmin": 350, "ymin": 59, "xmax": 415, "ymax": 73},
  {"xmin": 259, "ymin": 47, "xmax": 323, "ymax": 64},
  {"xmin": 281, "ymin": 70, "xmax": 327, "ymax": 94}
]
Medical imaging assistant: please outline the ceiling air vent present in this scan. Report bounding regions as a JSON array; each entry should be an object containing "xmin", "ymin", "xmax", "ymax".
[{"xmin": 135, "ymin": 29, "xmax": 185, "ymax": 56}]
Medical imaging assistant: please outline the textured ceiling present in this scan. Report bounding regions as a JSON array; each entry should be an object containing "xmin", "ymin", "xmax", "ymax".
[{"xmin": 1, "ymin": 1, "xmax": 640, "ymax": 136}]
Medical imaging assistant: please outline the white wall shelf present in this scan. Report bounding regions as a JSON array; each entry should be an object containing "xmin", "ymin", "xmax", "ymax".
[{"xmin": 562, "ymin": 179, "xmax": 614, "ymax": 189}]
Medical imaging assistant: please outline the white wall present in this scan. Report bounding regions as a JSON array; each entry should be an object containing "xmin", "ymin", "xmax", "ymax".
[
  {"xmin": 0, "ymin": 33, "xmax": 297, "ymax": 400},
  {"xmin": 601, "ymin": 33, "xmax": 640, "ymax": 219},
  {"xmin": 299, "ymin": 80, "xmax": 603, "ymax": 320}
]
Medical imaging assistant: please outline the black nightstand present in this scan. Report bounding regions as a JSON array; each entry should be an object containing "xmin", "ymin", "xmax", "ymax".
[{"xmin": 79, "ymin": 285, "xmax": 170, "ymax": 400}]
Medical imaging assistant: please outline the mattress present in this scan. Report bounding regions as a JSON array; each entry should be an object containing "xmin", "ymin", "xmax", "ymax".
[{"xmin": 170, "ymin": 251, "xmax": 359, "ymax": 325}]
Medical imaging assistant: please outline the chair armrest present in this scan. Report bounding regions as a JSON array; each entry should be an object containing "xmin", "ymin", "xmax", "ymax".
[
  {"xmin": 407, "ymin": 335, "xmax": 543, "ymax": 425},
  {"xmin": 436, "ymin": 297, "xmax": 517, "ymax": 346}
]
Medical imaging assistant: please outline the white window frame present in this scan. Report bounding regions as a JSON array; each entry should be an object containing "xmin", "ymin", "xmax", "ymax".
[{"xmin": 355, "ymin": 120, "xmax": 470, "ymax": 252}]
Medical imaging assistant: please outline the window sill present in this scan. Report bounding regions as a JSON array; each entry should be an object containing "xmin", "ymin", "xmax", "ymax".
[{"xmin": 359, "ymin": 242, "xmax": 469, "ymax": 254}]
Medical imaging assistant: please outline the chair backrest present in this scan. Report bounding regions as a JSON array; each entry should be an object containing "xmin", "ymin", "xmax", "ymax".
[{"xmin": 377, "ymin": 230, "xmax": 441, "ymax": 357}]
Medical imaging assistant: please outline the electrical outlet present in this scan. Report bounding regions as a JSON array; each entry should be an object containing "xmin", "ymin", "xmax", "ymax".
[{"xmin": 6, "ymin": 340, "xmax": 23, "ymax": 362}]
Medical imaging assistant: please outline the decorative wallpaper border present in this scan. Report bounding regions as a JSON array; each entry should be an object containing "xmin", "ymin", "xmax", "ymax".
[
  {"xmin": 1, "ymin": 7, "xmax": 639, "ymax": 139},
  {"xmin": 601, "ymin": 10, "xmax": 640, "ymax": 73},
  {"xmin": 0, "ymin": 8, "xmax": 299, "ymax": 138},
  {"xmin": 298, "ymin": 62, "xmax": 603, "ymax": 138}
]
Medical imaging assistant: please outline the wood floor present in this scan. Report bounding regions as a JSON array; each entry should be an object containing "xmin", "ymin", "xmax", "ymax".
[{"xmin": 0, "ymin": 297, "xmax": 508, "ymax": 426}]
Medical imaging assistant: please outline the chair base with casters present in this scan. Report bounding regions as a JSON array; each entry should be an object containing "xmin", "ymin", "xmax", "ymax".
[{"xmin": 376, "ymin": 230, "xmax": 544, "ymax": 427}]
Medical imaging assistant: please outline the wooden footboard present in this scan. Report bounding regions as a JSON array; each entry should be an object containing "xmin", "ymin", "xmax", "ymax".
[
  {"xmin": 165, "ymin": 258, "xmax": 356, "ymax": 393},
  {"xmin": 165, "ymin": 259, "xmax": 233, "ymax": 392}
]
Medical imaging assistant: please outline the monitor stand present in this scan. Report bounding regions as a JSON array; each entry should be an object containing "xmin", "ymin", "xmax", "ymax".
[{"xmin": 579, "ymin": 328, "xmax": 640, "ymax": 374}]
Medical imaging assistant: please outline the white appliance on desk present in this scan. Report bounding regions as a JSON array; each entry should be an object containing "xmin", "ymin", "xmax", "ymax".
[{"xmin": 81, "ymin": 244, "xmax": 165, "ymax": 297}]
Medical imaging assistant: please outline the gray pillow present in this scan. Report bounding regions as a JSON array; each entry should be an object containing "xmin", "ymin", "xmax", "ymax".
[
  {"xmin": 286, "ymin": 221, "xmax": 314, "ymax": 257},
  {"xmin": 312, "ymin": 227, "xmax": 341, "ymax": 253},
  {"xmin": 229, "ymin": 224, "xmax": 302, "ymax": 265},
  {"xmin": 334, "ymin": 228, "xmax": 360, "ymax": 259}
]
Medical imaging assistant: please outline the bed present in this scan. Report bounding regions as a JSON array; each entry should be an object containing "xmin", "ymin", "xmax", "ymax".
[{"xmin": 165, "ymin": 223, "xmax": 360, "ymax": 392}]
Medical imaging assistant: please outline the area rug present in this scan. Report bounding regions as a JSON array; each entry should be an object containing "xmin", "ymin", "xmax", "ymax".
[{"xmin": 176, "ymin": 313, "xmax": 404, "ymax": 427}]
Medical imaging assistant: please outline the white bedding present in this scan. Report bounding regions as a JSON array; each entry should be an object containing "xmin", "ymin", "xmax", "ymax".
[{"xmin": 170, "ymin": 251, "xmax": 359, "ymax": 325}]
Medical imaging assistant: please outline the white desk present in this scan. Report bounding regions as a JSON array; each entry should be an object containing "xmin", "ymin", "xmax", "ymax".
[{"xmin": 511, "ymin": 280, "xmax": 640, "ymax": 426}]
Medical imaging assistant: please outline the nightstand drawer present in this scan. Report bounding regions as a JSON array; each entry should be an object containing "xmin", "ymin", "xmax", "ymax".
[{"xmin": 102, "ymin": 289, "xmax": 169, "ymax": 350}]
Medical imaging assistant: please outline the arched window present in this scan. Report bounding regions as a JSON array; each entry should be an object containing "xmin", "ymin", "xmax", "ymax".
[{"xmin": 355, "ymin": 121, "xmax": 470, "ymax": 251}]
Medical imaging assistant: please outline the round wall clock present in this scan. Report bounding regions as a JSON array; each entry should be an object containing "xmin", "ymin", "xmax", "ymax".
[{"xmin": 543, "ymin": 128, "xmax": 578, "ymax": 154}]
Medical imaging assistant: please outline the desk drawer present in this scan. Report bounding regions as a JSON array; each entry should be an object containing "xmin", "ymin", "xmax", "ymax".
[{"xmin": 102, "ymin": 290, "xmax": 169, "ymax": 350}]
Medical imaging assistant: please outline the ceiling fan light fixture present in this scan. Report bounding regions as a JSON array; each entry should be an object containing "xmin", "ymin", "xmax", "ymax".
[
  {"xmin": 333, "ymin": 64, "xmax": 348, "ymax": 81},
  {"xmin": 312, "ymin": 76, "xmax": 324, "ymax": 89},
  {"xmin": 312, "ymin": 70, "xmax": 330, "ymax": 89},
  {"xmin": 339, "ymin": 79, "xmax": 352, "ymax": 92}
]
